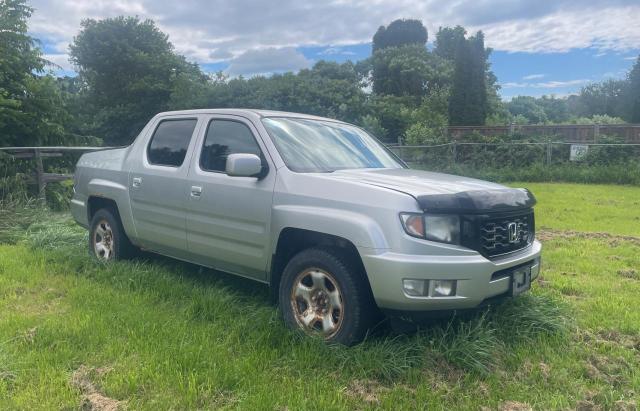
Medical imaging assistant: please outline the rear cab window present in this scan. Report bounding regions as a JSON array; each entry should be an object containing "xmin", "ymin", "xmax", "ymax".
[{"xmin": 147, "ymin": 119, "xmax": 198, "ymax": 167}]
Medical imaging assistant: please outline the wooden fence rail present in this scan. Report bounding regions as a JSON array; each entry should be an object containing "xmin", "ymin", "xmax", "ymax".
[{"xmin": 0, "ymin": 146, "xmax": 114, "ymax": 200}]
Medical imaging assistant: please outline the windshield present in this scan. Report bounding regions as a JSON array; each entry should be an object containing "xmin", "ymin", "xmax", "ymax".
[{"xmin": 262, "ymin": 117, "xmax": 404, "ymax": 173}]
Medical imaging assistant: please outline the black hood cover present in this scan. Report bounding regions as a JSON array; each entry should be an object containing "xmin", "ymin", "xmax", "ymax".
[{"xmin": 416, "ymin": 188, "xmax": 536, "ymax": 214}]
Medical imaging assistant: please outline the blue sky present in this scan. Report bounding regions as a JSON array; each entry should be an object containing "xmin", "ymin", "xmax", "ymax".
[{"xmin": 29, "ymin": 0, "xmax": 640, "ymax": 100}]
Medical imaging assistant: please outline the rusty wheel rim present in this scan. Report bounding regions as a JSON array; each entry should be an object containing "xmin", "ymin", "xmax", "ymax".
[
  {"xmin": 290, "ymin": 268, "xmax": 344, "ymax": 339},
  {"xmin": 93, "ymin": 219, "xmax": 114, "ymax": 260}
]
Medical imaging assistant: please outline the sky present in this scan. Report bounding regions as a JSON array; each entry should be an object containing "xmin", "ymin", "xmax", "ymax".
[{"xmin": 30, "ymin": 0, "xmax": 640, "ymax": 100}]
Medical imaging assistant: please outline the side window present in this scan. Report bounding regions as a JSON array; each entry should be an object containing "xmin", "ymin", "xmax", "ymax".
[
  {"xmin": 200, "ymin": 120, "xmax": 262, "ymax": 172},
  {"xmin": 147, "ymin": 119, "xmax": 197, "ymax": 167}
]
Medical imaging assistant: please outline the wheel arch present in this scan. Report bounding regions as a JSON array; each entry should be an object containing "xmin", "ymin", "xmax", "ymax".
[{"xmin": 269, "ymin": 227, "xmax": 375, "ymax": 304}]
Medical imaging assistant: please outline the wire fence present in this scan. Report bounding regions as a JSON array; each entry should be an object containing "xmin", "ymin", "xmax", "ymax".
[{"xmin": 387, "ymin": 141, "xmax": 640, "ymax": 169}]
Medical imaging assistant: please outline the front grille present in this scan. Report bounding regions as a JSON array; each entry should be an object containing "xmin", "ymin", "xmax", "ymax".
[{"xmin": 461, "ymin": 210, "xmax": 535, "ymax": 258}]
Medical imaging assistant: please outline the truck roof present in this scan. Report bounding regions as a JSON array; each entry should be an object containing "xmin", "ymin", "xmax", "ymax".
[{"xmin": 156, "ymin": 108, "xmax": 346, "ymax": 123}]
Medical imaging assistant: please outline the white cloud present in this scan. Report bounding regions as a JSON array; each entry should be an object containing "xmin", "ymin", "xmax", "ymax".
[
  {"xmin": 522, "ymin": 74, "xmax": 545, "ymax": 80},
  {"xmin": 43, "ymin": 54, "xmax": 74, "ymax": 71},
  {"xmin": 319, "ymin": 47, "xmax": 356, "ymax": 56},
  {"xmin": 477, "ymin": 6, "xmax": 640, "ymax": 53},
  {"xmin": 624, "ymin": 56, "xmax": 638, "ymax": 61},
  {"xmin": 226, "ymin": 48, "xmax": 312, "ymax": 77},
  {"xmin": 502, "ymin": 79, "xmax": 590, "ymax": 89},
  {"xmin": 26, "ymin": 0, "xmax": 640, "ymax": 76}
]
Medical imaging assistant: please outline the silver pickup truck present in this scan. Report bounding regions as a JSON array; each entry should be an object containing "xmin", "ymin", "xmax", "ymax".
[{"xmin": 71, "ymin": 109, "xmax": 541, "ymax": 345}]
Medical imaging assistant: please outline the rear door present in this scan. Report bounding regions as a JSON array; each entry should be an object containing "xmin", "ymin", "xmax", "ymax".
[
  {"xmin": 185, "ymin": 115, "xmax": 276, "ymax": 281},
  {"xmin": 129, "ymin": 116, "xmax": 201, "ymax": 258}
]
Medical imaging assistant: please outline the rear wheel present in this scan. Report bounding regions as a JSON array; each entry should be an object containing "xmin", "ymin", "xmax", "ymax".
[
  {"xmin": 279, "ymin": 248, "xmax": 375, "ymax": 345},
  {"xmin": 89, "ymin": 208, "xmax": 135, "ymax": 261}
]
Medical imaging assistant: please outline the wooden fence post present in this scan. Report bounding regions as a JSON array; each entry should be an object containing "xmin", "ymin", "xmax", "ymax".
[
  {"xmin": 546, "ymin": 140, "xmax": 552, "ymax": 166},
  {"xmin": 397, "ymin": 135, "xmax": 403, "ymax": 161},
  {"xmin": 34, "ymin": 148, "xmax": 46, "ymax": 202}
]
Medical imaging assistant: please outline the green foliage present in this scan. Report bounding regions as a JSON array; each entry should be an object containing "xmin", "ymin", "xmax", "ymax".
[
  {"xmin": 0, "ymin": 197, "xmax": 45, "ymax": 244},
  {"xmin": 184, "ymin": 61, "xmax": 369, "ymax": 125},
  {"xmin": 448, "ymin": 31, "xmax": 489, "ymax": 125},
  {"xmin": 433, "ymin": 26, "xmax": 466, "ymax": 61},
  {"xmin": 372, "ymin": 19, "xmax": 427, "ymax": 52},
  {"xmin": 370, "ymin": 45, "xmax": 452, "ymax": 98},
  {"xmin": 70, "ymin": 16, "xmax": 206, "ymax": 145},
  {"xmin": 628, "ymin": 56, "xmax": 640, "ymax": 123},
  {"xmin": 403, "ymin": 87, "xmax": 449, "ymax": 145},
  {"xmin": 507, "ymin": 96, "xmax": 549, "ymax": 124},
  {"xmin": 367, "ymin": 94, "xmax": 416, "ymax": 142},
  {"xmin": 0, "ymin": 0, "xmax": 78, "ymax": 147},
  {"xmin": 566, "ymin": 114, "xmax": 625, "ymax": 125},
  {"xmin": 576, "ymin": 79, "xmax": 627, "ymax": 119},
  {"xmin": 359, "ymin": 115, "xmax": 387, "ymax": 139}
]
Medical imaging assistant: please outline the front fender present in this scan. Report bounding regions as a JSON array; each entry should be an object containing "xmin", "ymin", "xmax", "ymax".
[{"xmin": 270, "ymin": 205, "xmax": 389, "ymax": 251}]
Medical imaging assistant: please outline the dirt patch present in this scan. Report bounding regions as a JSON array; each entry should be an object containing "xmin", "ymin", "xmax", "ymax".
[
  {"xmin": 575, "ymin": 400, "xmax": 602, "ymax": 411},
  {"xmin": 343, "ymin": 379, "xmax": 390, "ymax": 405},
  {"xmin": 498, "ymin": 401, "xmax": 533, "ymax": 411},
  {"xmin": 71, "ymin": 365, "xmax": 124, "ymax": 411},
  {"xmin": 537, "ymin": 229, "xmax": 640, "ymax": 246},
  {"xmin": 617, "ymin": 269, "xmax": 639, "ymax": 280},
  {"xmin": 595, "ymin": 330, "xmax": 640, "ymax": 350},
  {"xmin": 583, "ymin": 355, "xmax": 632, "ymax": 386},
  {"xmin": 613, "ymin": 400, "xmax": 637, "ymax": 411}
]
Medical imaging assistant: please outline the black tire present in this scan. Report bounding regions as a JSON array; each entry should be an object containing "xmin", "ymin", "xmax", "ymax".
[
  {"xmin": 89, "ymin": 208, "xmax": 136, "ymax": 261},
  {"xmin": 279, "ymin": 247, "xmax": 376, "ymax": 346}
]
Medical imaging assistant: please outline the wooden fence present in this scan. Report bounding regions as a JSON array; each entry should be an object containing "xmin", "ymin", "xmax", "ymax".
[
  {"xmin": 447, "ymin": 124, "xmax": 640, "ymax": 143},
  {"xmin": 0, "ymin": 146, "xmax": 112, "ymax": 200}
]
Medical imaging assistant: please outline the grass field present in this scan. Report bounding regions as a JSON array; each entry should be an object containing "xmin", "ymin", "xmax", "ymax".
[{"xmin": 0, "ymin": 183, "xmax": 639, "ymax": 410}]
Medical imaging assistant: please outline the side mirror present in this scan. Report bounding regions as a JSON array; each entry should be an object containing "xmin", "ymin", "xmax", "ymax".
[{"xmin": 225, "ymin": 153, "xmax": 263, "ymax": 177}]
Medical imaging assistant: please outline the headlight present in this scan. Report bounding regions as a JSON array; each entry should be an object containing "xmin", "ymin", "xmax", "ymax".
[{"xmin": 400, "ymin": 213, "xmax": 460, "ymax": 244}]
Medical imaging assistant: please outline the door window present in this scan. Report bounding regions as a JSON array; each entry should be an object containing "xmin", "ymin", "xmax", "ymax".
[
  {"xmin": 147, "ymin": 119, "xmax": 198, "ymax": 167},
  {"xmin": 200, "ymin": 120, "xmax": 262, "ymax": 172}
]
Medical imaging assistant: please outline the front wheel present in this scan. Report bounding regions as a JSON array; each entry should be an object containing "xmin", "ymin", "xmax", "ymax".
[{"xmin": 279, "ymin": 248, "xmax": 376, "ymax": 345}]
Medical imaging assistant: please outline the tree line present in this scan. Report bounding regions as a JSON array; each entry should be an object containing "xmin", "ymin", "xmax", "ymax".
[{"xmin": 1, "ymin": 0, "xmax": 640, "ymax": 148}]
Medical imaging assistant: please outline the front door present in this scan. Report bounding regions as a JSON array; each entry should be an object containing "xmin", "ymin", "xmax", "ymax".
[
  {"xmin": 129, "ymin": 116, "xmax": 200, "ymax": 257},
  {"xmin": 186, "ymin": 116, "xmax": 276, "ymax": 281}
]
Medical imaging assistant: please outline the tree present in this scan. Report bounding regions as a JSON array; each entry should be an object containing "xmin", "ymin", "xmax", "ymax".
[
  {"xmin": 199, "ymin": 61, "xmax": 369, "ymax": 124},
  {"xmin": 627, "ymin": 56, "xmax": 640, "ymax": 123},
  {"xmin": 448, "ymin": 31, "xmax": 488, "ymax": 125},
  {"xmin": 70, "ymin": 16, "xmax": 206, "ymax": 145},
  {"xmin": 507, "ymin": 96, "xmax": 548, "ymax": 124},
  {"xmin": 433, "ymin": 26, "xmax": 466, "ymax": 60},
  {"xmin": 575, "ymin": 79, "xmax": 627, "ymax": 119},
  {"xmin": 0, "ymin": 0, "xmax": 75, "ymax": 146},
  {"xmin": 370, "ymin": 45, "xmax": 451, "ymax": 98},
  {"xmin": 372, "ymin": 19, "xmax": 427, "ymax": 52}
]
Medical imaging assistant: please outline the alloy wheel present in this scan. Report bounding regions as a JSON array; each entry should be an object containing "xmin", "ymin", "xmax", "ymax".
[{"xmin": 290, "ymin": 268, "xmax": 344, "ymax": 338}]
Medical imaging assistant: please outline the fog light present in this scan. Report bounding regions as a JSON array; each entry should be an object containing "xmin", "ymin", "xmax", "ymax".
[
  {"xmin": 403, "ymin": 279, "xmax": 427, "ymax": 297},
  {"xmin": 431, "ymin": 280, "xmax": 457, "ymax": 297}
]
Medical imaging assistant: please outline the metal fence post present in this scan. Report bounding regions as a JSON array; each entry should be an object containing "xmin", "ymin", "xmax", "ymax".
[
  {"xmin": 397, "ymin": 135, "xmax": 403, "ymax": 161},
  {"xmin": 546, "ymin": 140, "xmax": 552, "ymax": 166},
  {"xmin": 452, "ymin": 141, "xmax": 457, "ymax": 166},
  {"xmin": 34, "ymin": 148, "xmax": 46, "ymax": 202}
]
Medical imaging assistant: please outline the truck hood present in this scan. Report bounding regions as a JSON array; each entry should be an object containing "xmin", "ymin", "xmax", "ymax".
[{"xmin": 327, "ymin": 168, "xmax": 536, "ymax": 213}]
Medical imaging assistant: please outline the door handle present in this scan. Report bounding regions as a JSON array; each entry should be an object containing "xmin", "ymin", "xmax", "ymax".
[
  {"xmin": 190, "ymin": 186, "xmax": 202, "ymax": 198},
  {"xmin": 132, "ymin": 177, "xmax": 142, "ymax": 188}
]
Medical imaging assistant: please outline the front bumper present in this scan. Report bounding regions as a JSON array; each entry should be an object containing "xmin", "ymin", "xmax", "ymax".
[{"xmin": 360, "ymin": 240, "xmax": 541, "ymax": 311}]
